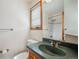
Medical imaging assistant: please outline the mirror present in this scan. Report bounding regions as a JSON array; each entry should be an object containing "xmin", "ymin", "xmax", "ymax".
[
  {"xmin": 30, "ymin": 1, "xmax": 42, "ymax": 30},
  {"xmin": 42, "ymin": 0, "xmax": 64, "ymax": 41},
  {"xmin": 42, "ymin": 0, "xmax": 78, "ymax": 44},
  {"xmin": 48, "ymin": 12, "xmax": 64, "ymax": 40}
]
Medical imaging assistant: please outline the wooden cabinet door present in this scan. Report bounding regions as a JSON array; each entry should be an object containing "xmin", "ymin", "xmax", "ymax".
[{"xmin": 28, "ymin": 49, "xmax": 41, "ymax": 59}]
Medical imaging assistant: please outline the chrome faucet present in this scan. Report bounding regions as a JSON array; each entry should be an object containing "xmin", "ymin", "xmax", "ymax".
[
  {"xmin": 50, "ymin": 40, "xmax": 61, "ymax": 47},
  {"xmin": 51, "ymin": 41, "xmax": 57, "ymax": 47}
]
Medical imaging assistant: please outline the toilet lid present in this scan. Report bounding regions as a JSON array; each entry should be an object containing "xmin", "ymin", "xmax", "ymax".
[{"xmin": 14, "ymin": 52, "xmax": 28, "ymax": 59}]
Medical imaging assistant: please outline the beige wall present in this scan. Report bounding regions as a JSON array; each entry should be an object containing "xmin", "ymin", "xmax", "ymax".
[
  {"xmin": 29, "ymin": 30, "xmax": 43, "ymax": 41},
  {"xmin": 29, "ymin": 0, "xmax": 43, "ymax": 41},
  {"xmin": 0, "ymin": 0, "xmax": 30, "ymax": 59}
]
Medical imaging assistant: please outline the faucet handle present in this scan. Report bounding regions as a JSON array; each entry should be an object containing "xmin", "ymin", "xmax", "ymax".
[
  {"xmin": 51, "ymin": 41, "xmax": 57, "ymax": 47},
  {"xmin": 57, "ymin": 42, "xmax": 62, "ymax": 47}
]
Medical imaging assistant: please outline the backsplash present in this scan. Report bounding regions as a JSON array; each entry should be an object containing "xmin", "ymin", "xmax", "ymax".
[{"xmin": 64, "ymin": 34, "xmax": 78, "ymax": 44}]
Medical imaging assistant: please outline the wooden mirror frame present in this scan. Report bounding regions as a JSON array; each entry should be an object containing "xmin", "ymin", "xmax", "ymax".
[{"xmin": 30, "ymin": 0, "xmax": 43, "ymax": 30}]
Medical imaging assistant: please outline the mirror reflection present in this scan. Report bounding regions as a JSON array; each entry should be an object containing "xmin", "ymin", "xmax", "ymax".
[
  {"xmin": 43, "ymin": 0, "xmax": 78, "ymax": 44},
  {"xmin": 30, "ymin": 1, "xmax": 42, "ymax": 30},
  {"xmin": 43, "ymin": 0, "xmax": 64, "ymax": 41}
]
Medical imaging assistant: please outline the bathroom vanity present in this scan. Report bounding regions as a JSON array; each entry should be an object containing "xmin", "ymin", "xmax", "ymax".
[{"xmin": 27, "ymin": 38, "xmax": 78, "ymax": 59}]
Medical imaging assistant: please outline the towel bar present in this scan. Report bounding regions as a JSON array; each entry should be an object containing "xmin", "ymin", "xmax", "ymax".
[{"xmin": 0, "ymin": 28, "xmax": 13, "ymax": 31}]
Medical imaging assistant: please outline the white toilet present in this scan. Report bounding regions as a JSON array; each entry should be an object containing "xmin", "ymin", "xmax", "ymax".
[
  {"xmin": 13, "ymin": 51, "xmax": 29, "ymax": 59},
  {"xmin": 13, "ymin": 39, "xmax": 38, "ymax": 59}
]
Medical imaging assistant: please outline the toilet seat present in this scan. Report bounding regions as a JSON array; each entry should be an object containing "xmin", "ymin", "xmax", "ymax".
[
  {"xmin": 13, "ymin": 40, "xmax": 38, "ymax": 59},
  {"xmin": 13, "ymin": 52, "xmax": 28, "ymax": 59}
]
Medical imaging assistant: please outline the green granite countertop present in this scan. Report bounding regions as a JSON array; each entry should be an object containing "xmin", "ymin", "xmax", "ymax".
[{"xmin": 27, "ymin": 42, "xmax": 78, "ymax": 59}]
